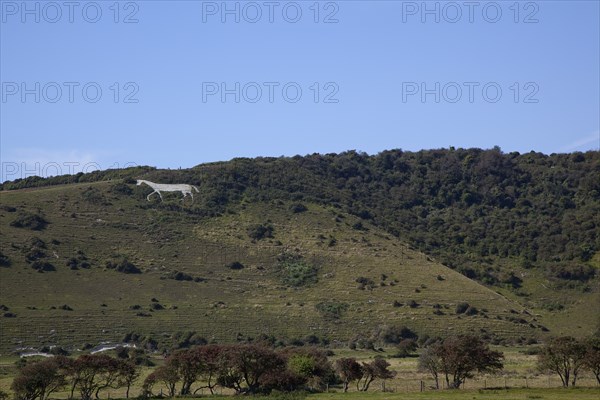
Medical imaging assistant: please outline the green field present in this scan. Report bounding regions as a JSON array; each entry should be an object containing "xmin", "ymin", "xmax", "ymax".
[
  {"xmin": 310, "ymin": 388, "xmax": 600, "ymax": 400},
  {"xmin": 78, "ymin": 389, "xmax": 600, "ymax": 400}
]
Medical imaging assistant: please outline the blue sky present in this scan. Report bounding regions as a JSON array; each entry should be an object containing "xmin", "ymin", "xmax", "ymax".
[{"xmin": 1, "ymin": 0, "xmax": 599, "ymax": 180}]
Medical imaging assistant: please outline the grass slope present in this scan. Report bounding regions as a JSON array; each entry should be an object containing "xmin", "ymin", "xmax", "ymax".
[{"xmin": 0, "ymin": 180, "xmax": 589, "ymax": 354}]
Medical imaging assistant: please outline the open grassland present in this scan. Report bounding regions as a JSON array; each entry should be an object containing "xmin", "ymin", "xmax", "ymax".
[{"xmin": 0, "ymin": 181, "xmax": 562, "ymax": 354}]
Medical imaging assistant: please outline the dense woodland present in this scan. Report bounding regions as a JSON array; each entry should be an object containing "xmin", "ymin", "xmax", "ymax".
[{"xmin": 2, "ymin": 148, "xmax": 599, "ymax": 288}]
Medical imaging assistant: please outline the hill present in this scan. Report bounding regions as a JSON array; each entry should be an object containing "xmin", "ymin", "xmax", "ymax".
[{"xmin": 0, "ymin": 148, "xmax": 599, "ymax": 353}]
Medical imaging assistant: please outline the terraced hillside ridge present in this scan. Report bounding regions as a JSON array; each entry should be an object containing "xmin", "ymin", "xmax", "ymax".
[{"xmin": 0, "ymin": 181, "xmax": 550, "ymax": 354}]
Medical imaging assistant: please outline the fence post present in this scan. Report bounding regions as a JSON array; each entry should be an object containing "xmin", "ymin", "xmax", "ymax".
[
  {"xmin": 484, "ymin": 379, "xmax": 486, "ymax": 389},
  {"xmin": 504, "ymin": 377, "xmax": 507, "ymax": 389}
]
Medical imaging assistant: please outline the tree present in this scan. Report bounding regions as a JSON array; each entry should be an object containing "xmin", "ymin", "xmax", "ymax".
[
  {"xmin": 418, "ymin": 345, "xmax": 441, "ymax": 389},
  {"xmin": 357, "ymin": 357, "xmax": 396, "ymax": 391},
  {"xmin": 232, "ymin": 344, "xmax": 286, "ymax": 394},
  {"xmin": 193, "ymin": 345, "xmax": 225, "ymax": 395},
  {"xmin": 335, "ymin": 358, "xmax": 362, "ymax": 392},
  {"xmin": 68, "ymin": 355, "xmax": 136, "ymax": 400},
  {"xmin": 167, "ymin": 348, "xmax": 204, "ymax": 395},
  {"xmin": 148, "ymin": 364, "xmax": 179, "ymax": 397},
  {"xmin": 116, "ymin": 361, "xmax": 139, "ymax": 398},
  {"xmin": 538, "ymin": 336, "xmax": 587, "ymax": 387},
  {"xmin": 584, "ymin": 337, "xmax": 600, "ymax": 384},
  {"xmin": 281, "ymin": 347, "xmax": 335, "ymax": 392},
  {"xmin": 212, "ymin": 344, "xmax": 286, "ymax": 394},
  {"xmin": 140, "ymin": 372, "xmax": 157, "ymax": 398},
  {"xmin": 418, "ymin": 336, "xmax": 503, "ymax": 389},
  {"xmin": 11, "ymin": 357, "xmax": 70, "ymax": 400}
]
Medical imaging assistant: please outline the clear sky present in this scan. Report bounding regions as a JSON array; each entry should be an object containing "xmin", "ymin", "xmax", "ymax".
[{"xmin": 1, "ymin": 0, "xmax": 599, "ymax": 180}]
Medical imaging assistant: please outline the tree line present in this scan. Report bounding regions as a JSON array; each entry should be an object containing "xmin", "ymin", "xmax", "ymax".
[
  {"xmin": 10, "ymin": 334, "xmax": 600, "ymax": 400},
  {"xmin": 11, "ymin": 354, "xmax": 138, "ymax": 400}
]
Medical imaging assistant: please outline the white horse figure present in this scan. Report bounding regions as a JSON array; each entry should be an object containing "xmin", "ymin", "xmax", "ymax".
[{"xmin": 136, "ymin": 180, "xmax": 200, "ymax": 202}]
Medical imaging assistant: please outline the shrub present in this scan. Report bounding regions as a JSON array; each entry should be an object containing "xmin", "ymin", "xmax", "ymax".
[
  {"xmin": 110, "ymin": 182, "xmax": 133, "ymax": 195},
  {"xmin": 372, "ymin": 325, "xmax": 418, "ymax": 345},
  {"xmin": 248, "ymin": 223, "xmax": 274, "ymax": 240},
  {"xmin": 66, "ymin": 252, "xmax": 90, "ymax": 270},
  {"xmin": 227, "ymin": 261, "xmax": 244, "ymax": 270},
  {"xmin": 351, "ymin": 221, "xmax": 366, "ymax": 231},
  {"xmin": 277, "ymin": 253, "xmax": 318, "ymax": 287},
  {"xmin": 10, "ymin": 212, "xmax": 48, "ymax": 230},
  {"xmin": 408, "ymin": 300, "xmax": 419, "ymax": 308},
  {"xmin": 551, "ymin": 264, "xmax": 596, "ymax": 282},
  {"xmin": 106, "ymin": 257, "xmax": 141, "ymax": 274},
  {"xmin": 455, "ymin": 302, "xmax": 470, "ymax": 314},
  {"xmin": 356, "ymin": 277, "xmax": 376, "ymax": 290},
  {"xmin": 290, "ymin": 203, "xmax": 308, "ymax": 213},
  {"xmin": 395, "ymin": 339, "xmax": 418, "ymax": 357},
  {"xmin": 0, "ymin": 251, "xmax": 10, "ymax": 267},
  {"xmin": 136, "ymin": 312, "xmax": 151, "ymax": 317},
  {"xmin": 31, "ymin": 260, "xmax": 56, "ymax": 272},
  {"xmin": 500, "ymin": 272, "xmax": 523, "ymax": 288},
  {"xmin": 541, "ymin": 301, "xmax": 564, "ymax": 311},
  {"xmin": 81, "ymin": 186, "xmax": 109, "ymax": 205},
  {"xmin": 315, "ymin": 302, "xmax": 348, "ymax": 320},
  {"xmin": 25, "ymin": 247, "xmax": 46, "ymax": 262},
  {"xmin": 167, "ymin": 271, "xmax": 194, "ymax": 281},
  {"xmin": 465, "ymin": 306, "xmax": 479, "ymax": 316}
]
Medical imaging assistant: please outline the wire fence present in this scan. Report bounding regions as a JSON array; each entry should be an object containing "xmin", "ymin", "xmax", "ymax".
[{"xmin": 370, "ymin": 376, "xmax": 600, "ymax": 393}]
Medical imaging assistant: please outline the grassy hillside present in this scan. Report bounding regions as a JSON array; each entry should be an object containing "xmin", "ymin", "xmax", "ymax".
[
  {"xmin": 3, "ymin": 148, "xmax": 597, "ymax": 291},
  {"xmin": 0, "ymin": 148, "xmax": 598, "ymax": 354},
  {"xmin": 0, "ymin": 180, "xmax": 557, "ymax": 354}
]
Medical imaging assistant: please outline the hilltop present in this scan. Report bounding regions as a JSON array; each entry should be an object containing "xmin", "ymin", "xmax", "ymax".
[{"xmin": 0, "ymin": 148, "xmax": 598, "ymax": 353}]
